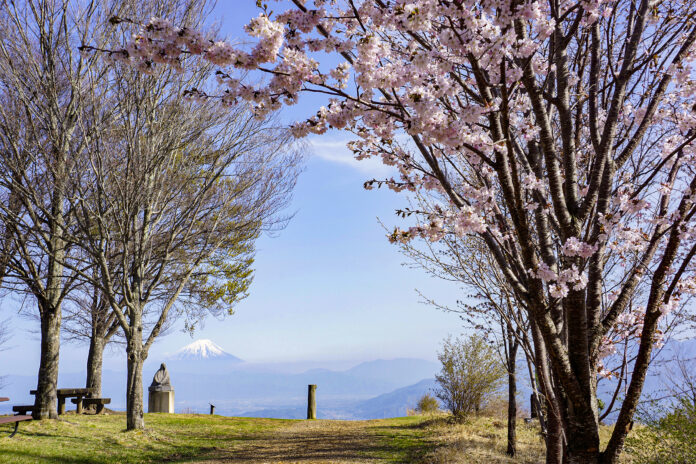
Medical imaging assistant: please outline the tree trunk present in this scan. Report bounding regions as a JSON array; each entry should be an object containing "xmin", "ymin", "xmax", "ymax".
[
  {"xmin": 506, "ymin": 337, "xmax": 518, "ymax": 457},
  {"xmin": 563, "ymin": 387, "xmax": 601, "ymax": 463},
  {"xmin": 126, "ymin": 337, "xmax": 145, "ymax": 430},
  {"xmin": 530, "ymin": 318, "xmax": 563, "ymax": 464},
  {"xmin": 546, "ymin": 396, "xmax": 565, "ymax": 464},
  {"xmin": 33, "ymin": 304, "xmax": 61, "ymax": 419},
  {"xmin": 565, "ymin": 416, "xmax": 601, "ymax": 463},
  {"xmin": 86, "ymin": 333, "xmax": 105, "ymax": 399},
  {"xmin": 32, "ymin": 144, "xmax": 67, "ymax": 421}
]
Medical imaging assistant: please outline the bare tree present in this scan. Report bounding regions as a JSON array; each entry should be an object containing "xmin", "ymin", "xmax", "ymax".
[
  {"xmin": 0, "ymin": 0, "xmax": 128, "ymax": 419},
  {"xmin": 67, "ymin": 38, "xmax": 300, "ymax": 428},
  {"xmin": 61, "ymin": 260, "xmax": 123, "ymax": 401}
]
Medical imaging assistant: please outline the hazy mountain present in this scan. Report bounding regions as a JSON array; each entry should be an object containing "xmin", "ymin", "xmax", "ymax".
[
  {"xmin": 351, "ymin": 378, "xmax": 439, "ymax": 418},
  {"xmin": 238, "ymin": 378, "xmax": 439, "ymax": 420},
  {"xmin": 168, "ymin": 339, "xmax": 243, "ymax": 362},
  {"xmin": 0, "ymin": 352, "xmax": 439, "ymax": 417},
  {"xmin": 10, "ymin": 337, "xmax": 692, "ymax": 421},
  {"xmin": 344, "ymin": 359, "xmax": 439, "ymax": 386}
]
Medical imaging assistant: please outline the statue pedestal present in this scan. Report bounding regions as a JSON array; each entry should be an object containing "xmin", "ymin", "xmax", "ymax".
[{"xmin": 148, "ymin": 389, "xmax": 174, "ymax": 413}]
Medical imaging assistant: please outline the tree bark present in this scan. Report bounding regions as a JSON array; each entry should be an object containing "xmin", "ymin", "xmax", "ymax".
[
  {"xmin": 546, "ymin": 395, "xmax": 565, "ymax": 464},
  {"xmin": 506, "ymin": 337, "xmax": 518, "ymax": 457},
  {"xmin": 529, "ymin": 318, "xmax": 563, "ymax": 464},
  {"xmin": 33, "ymin": 303, "xmax": 61, "ymax": 419},
  {"xmin": 86, "ymin": 333, "xmax": 105, "ymax": 399},
  {"xmin": 126, "ymin": 336, "xmax": 145, "ymax": 430},
  {"xmin": 565, "ymin": 414, "xmax": 601, "ymax": 464}
]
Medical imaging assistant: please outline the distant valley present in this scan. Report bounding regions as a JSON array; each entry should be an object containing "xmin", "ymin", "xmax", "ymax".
[
  {"xmin": 0, "ymin": 339, "xmax": 440, "ymax": 419},
  {"xmin": 4, "ymin": 338, "xmax": 692, "ymax": 420}
]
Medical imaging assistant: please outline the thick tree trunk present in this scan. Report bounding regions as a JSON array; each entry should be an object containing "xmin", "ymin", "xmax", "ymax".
[
  {"xmin": 564, "ymin": 393, "xmax": 601, "ymax": 463},
  {"xmin": 32, "ymin": 147, "xmax": 67, "ymax": 421},
  {"xmin": 86, "ymin": 333, "xmax": 105, "ymax": 399},
  {"xmin": 33, "ymin": 304, "xmax": 61, "ymax": 419},
  {"xmin": 126, "ymin": 337, "xmax": 145, "ymax": 430},
  {"xmin": 565, "ymin": 418, "xmax": 601, "ymax": 463},
  {"xmin": 506, "ymin": 339, "xmax": 518, "ymax": 457}
]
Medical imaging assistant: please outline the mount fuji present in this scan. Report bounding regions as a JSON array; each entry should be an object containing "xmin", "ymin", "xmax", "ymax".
[{"xmin": 168, "ymin": 339, "xmax": 243, "ymax": 362}]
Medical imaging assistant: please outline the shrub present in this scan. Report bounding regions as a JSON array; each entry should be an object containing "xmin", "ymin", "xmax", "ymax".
[
  {"xmin": 416, "ymin": 393, "xmax": 440, "ymax": 414},
  {"xmin": 434, "ymin": 335, "xmax": 506, "ymax": 420},
  {"xmin": 626, "ymin": 398, "xmax": 696, "ymax": 463}
]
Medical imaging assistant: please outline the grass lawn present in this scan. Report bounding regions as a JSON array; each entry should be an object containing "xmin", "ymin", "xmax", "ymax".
[
  {"xmin": 0, "ymin": 413, "xmax": 293, "ymax": 463},
  {"xmin": 0, "ymin": 412, "xmax": 632, "ymax": 463}
]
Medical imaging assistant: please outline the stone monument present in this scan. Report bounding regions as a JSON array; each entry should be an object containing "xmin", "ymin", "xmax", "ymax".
[{"xmin": 148, "ymin": 363, "xmax": 174, "ymax": 413}]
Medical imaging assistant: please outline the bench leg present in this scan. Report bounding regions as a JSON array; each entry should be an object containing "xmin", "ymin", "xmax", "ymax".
[
  {"xmin": 96, "ymin": 403, "xmax": 105, "ymax": 414},
  {"xmin": 58, "ymin": 397, "xmax": 66, "ymax": 415},
  {"xmin": 8, "ymin": 421, "xmax": 20, "ymax": 438},
  {"xmin": 76, "ymin": 398, "xmax": 83, "ymax": 414}
]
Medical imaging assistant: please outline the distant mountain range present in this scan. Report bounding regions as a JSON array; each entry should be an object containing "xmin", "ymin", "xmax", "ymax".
[
  {"xmin": 0, "ymin": 338, "xmax": 439, "ymax": 419},
  {"xmin": 4, "ymin": 337, "xmax": 691, "ymax": 421}
]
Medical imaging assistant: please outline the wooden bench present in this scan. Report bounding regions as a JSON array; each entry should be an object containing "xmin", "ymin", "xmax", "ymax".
[
  {"xmin": 1, "ymin": 398, "xmax": 32, "ymax": 438},
  {"xmin": 30, "ymin": 388, "xmax": 96, "ymax": 415},
  {"xmin": 71, "ymin": 397, "xmax": 111, "ymax": 414},
  {"xmin": 11, "ymin": 405, "xmax": 34, "ymax": 415},
  {"xmin": 0, "ymin": 415, "xmax": 32, "ymax": 438}
]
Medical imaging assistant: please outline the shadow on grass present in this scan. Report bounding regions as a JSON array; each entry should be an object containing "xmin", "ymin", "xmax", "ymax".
[{"xmin": 0, "ymin": 449, "xmax": 103, "ymax": 464}]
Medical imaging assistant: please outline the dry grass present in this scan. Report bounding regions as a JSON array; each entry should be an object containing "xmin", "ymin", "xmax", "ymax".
[{"xmin": 418, "ymin": 415, "xmax": 545, "ymax": 464}]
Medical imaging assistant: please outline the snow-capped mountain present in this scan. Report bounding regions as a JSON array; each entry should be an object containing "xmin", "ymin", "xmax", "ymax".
[{"xmin": 169, "ymin": 339, "xmax": 242, "ymax": 362}]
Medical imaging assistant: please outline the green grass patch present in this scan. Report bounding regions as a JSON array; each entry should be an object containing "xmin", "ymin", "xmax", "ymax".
[{"xmin": 0, "ymin": 413, "xmax": 294, "ymax": 464}]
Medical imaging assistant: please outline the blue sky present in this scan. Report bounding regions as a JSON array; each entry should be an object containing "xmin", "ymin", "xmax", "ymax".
[{"xmin": 0, "ymin": 1, "xmax": 466, "ymax": 376}]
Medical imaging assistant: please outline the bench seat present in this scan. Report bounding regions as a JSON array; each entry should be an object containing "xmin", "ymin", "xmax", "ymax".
[
  {"xmin": 71, "ymin": 397, "xmax": 111, "ymax": 414},
  {"xmin": 12, "ymin": 405, "xmax": 33, "ymax": 415},
  {"xmin": 0, "ymin": 415, "xmax": 32, "ymax": 438}
]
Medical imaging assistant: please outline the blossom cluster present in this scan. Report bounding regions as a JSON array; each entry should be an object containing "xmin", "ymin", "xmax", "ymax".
[{"xmin": 92, "ymin": 0, "xmax": 696, "ymax": 380}]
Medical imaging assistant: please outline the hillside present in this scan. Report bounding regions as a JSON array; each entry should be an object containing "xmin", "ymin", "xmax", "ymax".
[{"xmin": 0, "ymin": 412, "xmax": 552, "ymax": 463}]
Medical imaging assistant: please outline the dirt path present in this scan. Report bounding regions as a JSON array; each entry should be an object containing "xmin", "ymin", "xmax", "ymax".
[{"xmin": 181, "ymin": 419, "xmax": 425, "ymax": 464}]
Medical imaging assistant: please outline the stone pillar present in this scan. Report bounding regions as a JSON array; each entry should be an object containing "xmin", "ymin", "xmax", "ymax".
[{"xmin": 148, "ymin": 388, "xmax": 174, "ymax": 413}]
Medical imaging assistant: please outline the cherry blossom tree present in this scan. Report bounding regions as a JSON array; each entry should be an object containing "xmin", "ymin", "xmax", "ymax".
[{"xmin": 88, "ymin": 0, "xmax": 696, "ymax": 462}]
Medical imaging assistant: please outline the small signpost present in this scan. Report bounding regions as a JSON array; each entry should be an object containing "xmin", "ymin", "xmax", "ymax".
[{"xmin": 307, "ymin": 384, "xmax": 317, "ymax": 420}]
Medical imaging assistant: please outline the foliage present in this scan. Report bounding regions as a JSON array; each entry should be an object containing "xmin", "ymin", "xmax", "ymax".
[
  {"xmin": 416, "ymin": 393, "xmax": 440, "ymax": 414},
  {"xmin": 626, "ymin": 398, "xmax": 696, "ymax": 464},
  {"xmin": 435, "ymin": 335, "xmax": 506, "ymax": 420}
]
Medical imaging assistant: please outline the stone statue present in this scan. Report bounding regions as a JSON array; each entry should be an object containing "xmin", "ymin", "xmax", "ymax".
[
  {"xmin": 149, "ymin": 363, "xmax": 172, "ymax": 392},
  {"xmin": 148, "ymin": 362, "xmax": 175, "ymax": 413}
]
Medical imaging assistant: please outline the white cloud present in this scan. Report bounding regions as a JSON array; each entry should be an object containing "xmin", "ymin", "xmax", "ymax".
[{"xmin": 308, "ymin": 137, "xmax": 396, "ymax": 177}]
